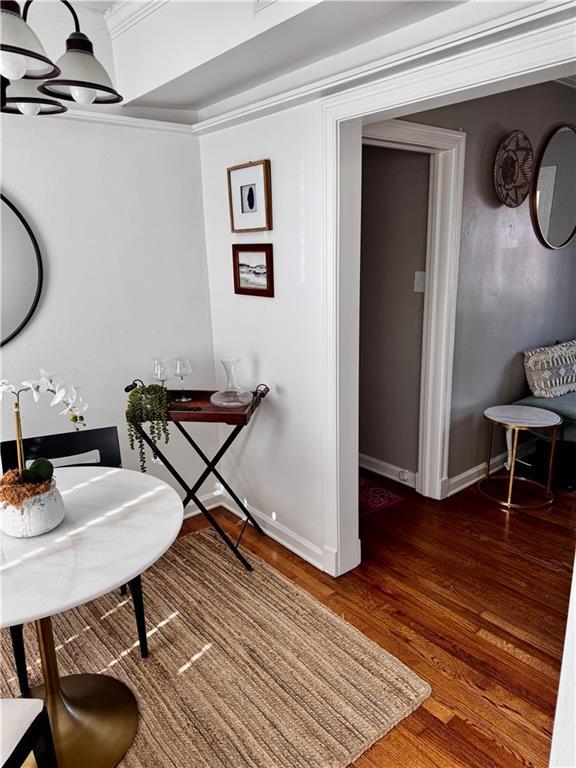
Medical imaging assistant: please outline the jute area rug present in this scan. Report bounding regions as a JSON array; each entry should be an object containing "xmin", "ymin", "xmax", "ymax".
[{"xmin": 0, "ymin": 531, "xmax": 430, "ymax": 767}]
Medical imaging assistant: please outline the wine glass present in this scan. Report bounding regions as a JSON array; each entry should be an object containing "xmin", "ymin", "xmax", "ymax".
[
  {"xmin": 150, "ymin": 358, "xmax": 175, "ymax": 388},
  {"xmin": 174, "ymin": 357, "xmax": 192, "ymax": 402}
]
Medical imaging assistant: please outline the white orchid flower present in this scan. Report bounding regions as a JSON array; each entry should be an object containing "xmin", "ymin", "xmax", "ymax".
[
  {"xmin": 21, "ymin": 379, "xmax": 42, "ymax": 402},
  {"xmin": 37, "ymin": 377, "xmax": 53, "ymax": 393},
  {"xmin": 67, "ymin": 385, "xmax": 78, "ymax": 405},
  {"xmin": 0, "ymin": 380, "xmax": 16, "ymax": 401},
  {"xmin": 38, "ymin": 368, "xmax": 55, "ymax": 384},
  {"xmin": 10, "ymin": 371, "xmax": 87, "ymax": 429},
  {"xmin": 50, "ymin": 385, "xmax": 67, "ymax": 407}
]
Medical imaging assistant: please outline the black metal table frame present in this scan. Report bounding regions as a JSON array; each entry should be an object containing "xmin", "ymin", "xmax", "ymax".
[{"xmin": 134, "ymin": 419, "xmax": 264, "ymax": 571}]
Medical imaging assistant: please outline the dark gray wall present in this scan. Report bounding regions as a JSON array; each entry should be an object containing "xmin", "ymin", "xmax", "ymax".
[
  {"xmin": 408, "ymin": 82, "xmax": 576, "ymax": 477},
  {"xmin": 359, "ymin": 145, "xmax": 429, "ymax": 472}
]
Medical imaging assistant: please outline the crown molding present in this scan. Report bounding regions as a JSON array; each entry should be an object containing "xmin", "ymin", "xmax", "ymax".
[
  {"xmin": 5, "ymin": 0, "xmax": 574, "ymax": 138},
  {"xmin": 26, "ymin": 4, "xmax": 108, "ymax": 34},
  {"xmin": 191, "ymin": 0, "xmax": 576, "ymax": 135},
  {"xmin": 1, "ymin": 108, "xmax": 193, "ymax": 135},
  {"xmin": 105, "ymin": 0, "xmax": 169, "ymax": 39},
  {"xmin": 53, "ymin": 108, "xmax": 193, "ymax": 134},
  {"xmin": 558, "ymin": 75, "xmax": 576, "ymax": 89}
]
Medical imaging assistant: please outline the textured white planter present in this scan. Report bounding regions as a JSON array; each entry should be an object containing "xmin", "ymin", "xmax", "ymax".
[{"xmin": 0, "ymin": 481, "xmax": 66, "ymax": 538}]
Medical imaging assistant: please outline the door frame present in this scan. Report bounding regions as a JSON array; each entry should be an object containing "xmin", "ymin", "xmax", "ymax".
[
  {"xmin": 318, "ymin": 10, "xmax": 575, "ymax": 576},
  {"xmin": 361, "ymin": 120, "xmax": 466, "ymax": 499}
]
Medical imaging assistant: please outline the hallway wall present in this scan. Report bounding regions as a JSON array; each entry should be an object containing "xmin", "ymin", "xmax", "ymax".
[
  {"xmin": 359, "ymin": 145, "xmax": 429, "ymax": 475},
  {"xmin": 408, "ymin": 82, "xmax": 576, "ymax": 476}
]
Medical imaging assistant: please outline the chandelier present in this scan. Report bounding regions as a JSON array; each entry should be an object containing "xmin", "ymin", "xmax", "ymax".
[{"xmin": 0, "ymin": 0, "xmax": 122, "ymax": 116}]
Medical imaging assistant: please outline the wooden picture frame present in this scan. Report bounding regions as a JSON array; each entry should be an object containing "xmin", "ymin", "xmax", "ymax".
[
  {"xmin": 227, "ymin": 160, "xmax": 273, "ymax": 233},
  {"xmin": 232, "ymin": 244, "xmax": 274, "ymax": 297}
]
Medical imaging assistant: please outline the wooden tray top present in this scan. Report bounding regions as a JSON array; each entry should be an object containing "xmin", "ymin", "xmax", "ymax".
[{"xmin": 165, "ymin": 388, "xmax": 268, "ymax": 425}]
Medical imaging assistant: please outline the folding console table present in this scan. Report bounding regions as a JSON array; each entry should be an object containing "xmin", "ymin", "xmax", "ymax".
[{"xmin": 131, "ymin": 385, "xmax": 269, "ymax": 571}]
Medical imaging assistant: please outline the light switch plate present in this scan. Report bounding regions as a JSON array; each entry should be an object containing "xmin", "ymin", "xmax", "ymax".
[{"xmin": 414, "ymin": 271, "xmax": 426, "ymax": 293}]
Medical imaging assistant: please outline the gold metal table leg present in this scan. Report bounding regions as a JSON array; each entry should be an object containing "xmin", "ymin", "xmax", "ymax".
[
  {"xmin": 506, "ymin": 428, "xmax": 519, "ymax": 508},
  {"xmin": 25, "ymin": 617, "xmax": 139, "ymax": 768},
  {"xmin": 547, "ymin": 425, "xmax": 559, "ymax": 494}
]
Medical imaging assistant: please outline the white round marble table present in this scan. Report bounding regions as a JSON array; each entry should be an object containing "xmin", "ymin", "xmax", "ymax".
[
  {"xmin": 478, "ymin": 404, "xmax": 563, "ymax": 509},
  {"xmin": 0, "ymin": 466, "xmax": 183, "ymax": 768}
]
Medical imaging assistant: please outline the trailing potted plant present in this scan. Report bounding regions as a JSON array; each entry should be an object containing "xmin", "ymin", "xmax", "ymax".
[
  {"xmin": 0, "ymin": 370, "xmax": 87, "ymax": 538},
  {"xmin": 126, "ymin": 383, "xmax": 170, "ymax": 472}
]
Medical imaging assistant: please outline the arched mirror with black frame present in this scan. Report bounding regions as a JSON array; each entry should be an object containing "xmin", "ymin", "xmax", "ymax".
[
  {"xmin": 1, "ymin": 193, "xmax": 44, "ymax": 347},
  {"xmin": 531, "ymin": 124, "xmax": 576, "ymax": 250}
]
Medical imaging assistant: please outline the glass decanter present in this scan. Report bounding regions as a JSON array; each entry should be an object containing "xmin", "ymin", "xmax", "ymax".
[{"xmin": 210, "ymin": 357, "xmax": 252, "ymax": 408}]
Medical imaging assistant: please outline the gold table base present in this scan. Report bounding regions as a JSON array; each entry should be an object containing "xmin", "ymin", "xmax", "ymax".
[
  {"xmin": 25, "ymin": 617, "xmax": 139, "ymax": 768},
  {"xmin": 478, "ymin": 474, "xmax": 554, "ymax": 509},
  {"xmin": 477, "ymin": 417, "xmax": 560, "ymax": 511}
]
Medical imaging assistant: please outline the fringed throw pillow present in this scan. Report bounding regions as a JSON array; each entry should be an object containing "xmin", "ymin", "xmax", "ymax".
[{"xmin": 524, "ymin": 340, "xmax": 576, "ymax": 398}]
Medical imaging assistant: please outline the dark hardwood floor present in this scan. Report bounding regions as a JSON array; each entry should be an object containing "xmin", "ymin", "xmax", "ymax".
[{"xmin": 181, "ymin": 479, "xmax": 576, "ymax": 768}]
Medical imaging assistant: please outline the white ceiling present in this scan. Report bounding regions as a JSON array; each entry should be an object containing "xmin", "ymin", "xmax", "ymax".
[{"xmin": 132, "ymin": 1, "xmax": 462, "ymax": 110}]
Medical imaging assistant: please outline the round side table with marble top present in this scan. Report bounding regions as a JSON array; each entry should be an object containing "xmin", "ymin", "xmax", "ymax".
[
  {"xmin": 477, "ymin": 405, "xmax": 563, "ymax": 509},
  {"xmin": 0, "ymin": 466, "xmax": 183, "ymax": 768}
]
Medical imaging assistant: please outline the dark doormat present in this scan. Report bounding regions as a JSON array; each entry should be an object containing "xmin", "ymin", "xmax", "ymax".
[{"xmin": 359, "ymin": 469, "xmax": 404, "ymax": 516}]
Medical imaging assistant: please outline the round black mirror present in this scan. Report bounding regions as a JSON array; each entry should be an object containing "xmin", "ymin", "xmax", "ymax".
[
  {"xmin": 531, "ymin": 125, "xmax": 576, "ymax": 249},
  {"xmin": 1, "ymin": 193, "xmax": 43, "ymax": 347}
]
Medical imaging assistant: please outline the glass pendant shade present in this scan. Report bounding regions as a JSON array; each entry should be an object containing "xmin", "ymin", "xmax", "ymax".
[
  {"xmin": 39, "ymin": 32, "xmax": 122, "ymax": 104},
  {"xmin": 0, "ymin": 1, "xmax": 59, "ymax": 79},
  {"xmin": 2, "ymin": 77, "xmax": 66, "ymax": 115}
]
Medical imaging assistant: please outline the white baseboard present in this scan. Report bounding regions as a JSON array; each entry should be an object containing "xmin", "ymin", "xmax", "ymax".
[
  {"xmin": 183, "ymin": 490, "xmax": 228, "ymax": 517},
  {"xmin": 323, "ymin": 538, "xmax": 362, "ymax": 577},
  {"xmin": 359, "ymin": 453, "xmax": 416, "ymax": 488},
  {"xmin": 360, "ymin": 440, "xmax": 538, "ymax": 498},
  {"xmin": 447, "ymin": 451, "xmax": 507, "ymax": 496},
  {"xmin": 183, "ymin": 492, "xmax": 325, "ymax": 571},
  {"xmin": 447, "ymin": 439, "xmax": 538, "ymax": 497}
]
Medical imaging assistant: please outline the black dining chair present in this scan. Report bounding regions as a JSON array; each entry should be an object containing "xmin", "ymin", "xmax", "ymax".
[
  {"xmin": 0, "ymin": 427, "xmax": 149, "ymax": 697},
  {"xmin": 1, "ymin": 699, "xmax": 58, "ymax": 768}
]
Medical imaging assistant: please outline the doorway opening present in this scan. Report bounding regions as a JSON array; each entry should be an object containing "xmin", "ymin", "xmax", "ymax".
[
  {"xmin": 357, "ymin": 120, "xmax": 466, "ymax": 501},
  {"xmin": 359, "ymin": 142, "xmax": 429, "ymax": 497}
]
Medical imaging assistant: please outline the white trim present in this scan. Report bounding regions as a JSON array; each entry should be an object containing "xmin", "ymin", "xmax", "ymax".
[
  {"xmin": 558, "ymin": 75, "xmax": 576, "ymax": 90},
  {"xmin": 253, "ymin": 0, "xmax": 279, "ymax": 15},
  {"xmin": 105, "ymin": 0, "xmax": 169, "ymax": 39},
  {"xmin": 446, "ymin": 438, "xmax": 539, "ymax": 496},
  {"xmin": 182, "ymin": 490, "xmax": 227, "ymax": 518},
  {"xmin": 27, "ymin": 7, "xmax": 107, "ymax": 34},
  {"xmin": 0, "ymin": 109, "xmax": 194, "ymax": 135},
  {"xmin": 191, "ymin": 2, "xmax": 575, "ymax": 135},
  {"xmin": 550, "ymin": 552, "xmax": 576, "ymax": 767},
  {"xmin": 361, "ymin": 120, "xmax": 465, "ymax": 501},
  {"xmin": 359, "ymin": 454, "xmax": 416, "ymax": 489},
  {"xmin": 184, "ymin": 492, "xmax": 325, "ymax": 571},
  {"xmin": 447, "ymin": 452, "xmax": 508, "ymax": 497},
  {"xmin": 320, "ymin": 12, "xmax": 576, "ymax": 576}
]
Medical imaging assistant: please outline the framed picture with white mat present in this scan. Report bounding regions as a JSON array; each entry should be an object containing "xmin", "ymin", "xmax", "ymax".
[{"xmin": 227, "ymin": 160, "xmax": 272, "ymax": 232}]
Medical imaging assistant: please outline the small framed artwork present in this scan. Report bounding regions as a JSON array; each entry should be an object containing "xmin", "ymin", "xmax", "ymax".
[
  {"xmin": 227, "ymin": 159, "xmax": 272, "ymax": 233},
  {"xmin": 232, "ymin": 244, "xmax": 274, "ymax": 297}
]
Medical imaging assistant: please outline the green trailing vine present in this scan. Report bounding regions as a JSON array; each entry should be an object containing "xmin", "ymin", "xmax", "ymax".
[{"xmin": 126, "ymin": 385, "xmax": 170, "ymax": 472}]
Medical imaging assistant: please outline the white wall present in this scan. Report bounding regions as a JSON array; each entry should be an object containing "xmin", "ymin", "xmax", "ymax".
[
  {"xmin": 1, "ymin": 115, "xmax": 218, "ymax": 499},
  {"xmin": 200, "ymin": 102, "xmax": 327, "ymax": 564},
  {"xmin": 550, "ymin": 555, "xmax": 576, "ymax": 768}
]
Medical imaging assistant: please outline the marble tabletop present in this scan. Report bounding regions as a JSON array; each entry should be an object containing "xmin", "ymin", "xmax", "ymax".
[
  {"xmin": 0, "ymin": 466, "xmax": 183, "ymax": 628},
  {"xmin": 484, "ymin": 405, "xmax": 563, "ymax": 429}
]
